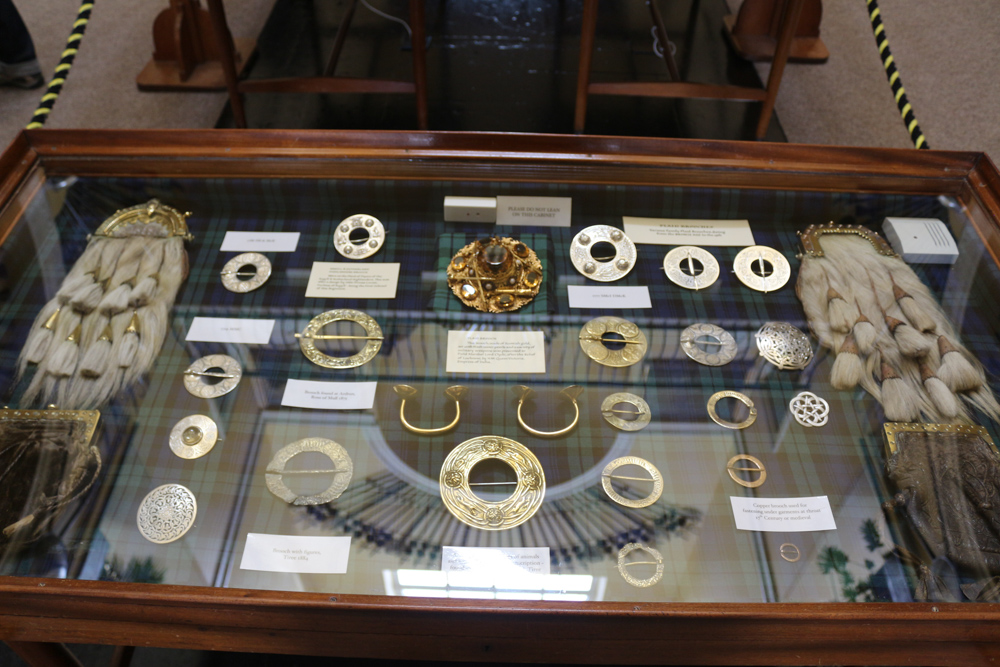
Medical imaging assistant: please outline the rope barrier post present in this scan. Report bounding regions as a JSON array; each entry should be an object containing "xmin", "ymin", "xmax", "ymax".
[
  {"xmin": 865, "ymin": 0, "xmax": 929, "ymax": 149},
  {"xmin": 26, "ymin": 2, "xmax": 93, "ymax": 130}
]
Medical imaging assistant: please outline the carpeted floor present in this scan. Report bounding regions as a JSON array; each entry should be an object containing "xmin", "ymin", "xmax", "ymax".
[{"xmin": 1, "ymin": 0, "xmax": 998, "ymax": 159}]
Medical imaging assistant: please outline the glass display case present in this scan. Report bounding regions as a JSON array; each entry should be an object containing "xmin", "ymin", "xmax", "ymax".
[{"xmin": 1, "ymin": 129, "xmax": 1000, "ymax": 665}]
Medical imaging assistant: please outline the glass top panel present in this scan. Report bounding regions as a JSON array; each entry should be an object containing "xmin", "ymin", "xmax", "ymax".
[{"xmin": 1, "ymin": 172, "xmax": 997, "ymax": 605}]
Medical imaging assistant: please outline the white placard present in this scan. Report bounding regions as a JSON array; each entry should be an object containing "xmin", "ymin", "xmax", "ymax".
[
  {"xmin": 496, "ymin": 196, "xmax": 572, "ymax": 227},
  {"xmin": 442, "ymin": 546, "xmax": 550, "ymax": 577},
  {"xmin": 623, "ymin": 217, "xmax": 755, "ymax": 246},
  {"xmin": 730, "ymin": 496, "xmax": 838, "ymax": 532},
  {"xmin": 185, "ymin": 317, "xmax": 275, "ymax": 344},
  {"xmin": 305, "ymin": 262, "xmax": 400, "ymax": 299},
  {"xmin": 220, "ymin": 231, "xmax": 301, "ymax": 253},
  {"xmin": 446, "ymin": 330, "xmax": 546, "ymax": 374},
  {"xmin": 280, "ymin": 380, "xmax": 377, "ymax": 410},
  {"xmin": 240, "ymin": 534, "xmax": 351, "ymax": 574},
  {"xmin": 567, "ymin": 285, "xmax": 652, "ymax": 309}
]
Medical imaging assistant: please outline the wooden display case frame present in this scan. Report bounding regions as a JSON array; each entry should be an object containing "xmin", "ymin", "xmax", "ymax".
[{"xmin": 1, "ymin": 129, "xmax": 1000, "ymax": 666}]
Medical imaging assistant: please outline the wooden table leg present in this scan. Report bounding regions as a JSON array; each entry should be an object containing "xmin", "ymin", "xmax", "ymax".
[
  {"xmin": 574, "ymin": 0, "xmax": 600, "ymax": 134},
  {"xmin": 755, "ymin": 0, "xmax": 803, "ymax": 139},
  {"xmin": 205, "ymin": 0, "xmax": 248, "ymax": 128},
  {"xmin": 5, "ymin": 641, "xmax": 84, "ymax": 667},
  {"xmin": 410, "ymin": 0, "xmax": 429, "ymax": 130}
]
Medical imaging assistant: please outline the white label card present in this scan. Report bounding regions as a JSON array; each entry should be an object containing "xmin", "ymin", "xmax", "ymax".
[
  {"xmin": 496, "ymin": 196, "xmax": 572, "ymax": 227},
  {"xmin": 220, "ymin": 231, "xmax": 301, "ymax": 253},
  {"xmin": 240, "ymin": 534, "xmax": 351, "ymax": 574},
  {"xmin": 730, "ymin": 496, "xmax": 838, "ymax": 532},
  {"xmin": 185, "ymin": 317, "xmax": 275, "ymax": 345},
  {"xmin": 281, "ymin": 380, "xmax": 377, "ymax": 410},
  {"xmin": 622, "ymin": 217, "xmax": 756, "ymax": 246},
  {"xmin": 567, "ymin": 285, "xmax": 652, "ymax": 309},
  {"xmin": 446, "ymin": 330, "xmax": 546, "ymax": 374},
  {"xmin": 442, "ymin": 547, "xmax": 551, "ymax": 577},
  {"xmin": 305, "ymin": 262, "xmax": 400, "ymax": 299}
]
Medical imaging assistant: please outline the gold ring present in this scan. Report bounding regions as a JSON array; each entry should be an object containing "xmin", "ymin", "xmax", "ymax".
[
  {"xmin": 617, "ymin": 543, "xmax": 664, "ymax": 588},
  {"xmin": 512, "ymin": 385, "xmax": 583, "ymax": 437},
  {"xmin": 601, "ymin": 456, "xmax": 663, "ymax": 508},
  {"xmin": 707, "ymin": 390, "xmax": 757, "ymax": 429},
  {"xmin": 393, "ymin": 384, "xmax": 468, "ymax": 435},
  {"xmin": 439, "ymin": 436, "xmax": 545, "ymax": 530},
  {"xmin": 265, "ymin": 438, "xmax": 353, "ymax": 505},
  {"xmin": 780, "ymin": 543, "xmax": 801, "ymax": 562},
  {"xmin": 296, "ymin": 309, "xmax": 383, "ymax": 369},
  {"xmin": 726, "ymin": 454, "xmax": 767, "ymax": 488}
]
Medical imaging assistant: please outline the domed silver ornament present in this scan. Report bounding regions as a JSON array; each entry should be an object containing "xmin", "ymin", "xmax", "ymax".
[
  {"xmin": 137, "ymin": 484, "xmax": 197, "ymax": 544},
  {"xmin": 755, "ymin": 322, "xmax": 813, "ymax": 370}
]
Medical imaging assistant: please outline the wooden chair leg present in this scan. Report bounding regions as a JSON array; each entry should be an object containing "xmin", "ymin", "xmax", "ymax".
[
  {"xmin": 5, "ymin": 641, "xmax": 84, "ymax": 667},
  {"xmin": 574, "ymin": 0, "xmax": 600, "ymax": 134},
  {"xmin": 755, "ymin": 0, "xmax": 803, "ymax": 139},
  {"xmin": 323, "ymin": 0, "xmax": 359, "ymax": 76},
  {"xmin": 410, "ymin": 0, "xmax": 429, "ymax": 130},
  {"xmin": 205, "ymin": 0, "xmax": 247, "ymax": 128}
]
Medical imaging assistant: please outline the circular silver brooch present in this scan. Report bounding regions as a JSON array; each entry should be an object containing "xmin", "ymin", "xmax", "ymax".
[
  {"xmin": 600, "ymin": 393, "xmax": 651, "ymax": 431},
  {"xmin": 137, "ymin": 484, "xmax": 197, "ymax": 544},
  {"xmin": 169, "ymin": 414, "xmax": 219, "ymax": 460},
  {"xmin": 755, "ymin": 322, "xmax": 813, "ymax": 370},
  {"xmin": 334, "ymin": 214, "xmax": 385, "ymax": 259},
  {"xmin": 220, "ymin": 252, "xmax": 272, "ymax": 293},
  {"xmin": 733, "ymin": 245, "xmax": 791, "ymax": 292},
  {"xmin": 183, "ymin": 354, "xmax": 243, "ymax": 399},
  {"xmin": 680, "ymin": 323, "xmax": 738, "ymax": 366},
  {"xmin": 296, "ymin": 309, "xmax": 383, "ymax": 369},
  {"xmin": 265, "ymin": 438, "xmax": 354, "ymax": 505},
  {"xmin": 570, "ymin": 225, "xmax": 637, "ymax": 282},
  {"xmin": 663, "ymin": 246, "xmax": 719, "ymax": 290}
]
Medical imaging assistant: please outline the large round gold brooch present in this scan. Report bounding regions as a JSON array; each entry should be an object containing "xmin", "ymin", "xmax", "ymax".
[
  {"xmin": 439, "ymin": 435, "xmax": 545, "ymax": 530},
  {"xmin": 446, "ymin": 237, "xmax": 543, "ymax": 313}
]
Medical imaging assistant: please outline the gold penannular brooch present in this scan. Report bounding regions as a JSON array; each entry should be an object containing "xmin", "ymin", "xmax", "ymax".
[
  {"xmin": 512, "ymin": 385, "xmax": 583, "ymax": 437},
  {"xmin": 393, "ymin": 384, "xmax": 469, "ymax": 435}
]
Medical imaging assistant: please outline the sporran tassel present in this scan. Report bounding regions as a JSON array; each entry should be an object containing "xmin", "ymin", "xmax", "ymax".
[
  {"xmin": 826, "ymin": 287, "xmax": 856, "ymax": 333},
  {"xmin": 885, "ymin": 315, "xmax": 931, "ymax": 358},
  {"xmin": 880, "ymin": 361, "xmax": 921, "ymax": 423},
  {"xmin": 831, "ymin": 334, "xmax": 864, "ymax": 390},
  {"xmin": 116, "ymin": 312, "xmax": 140, "ymax": 367},
  {"xmin": 852, "ymin": 312, "xmax": 877, "ymax": 355},
  {"xmin": 937, "ymin": 335, "xmax": 982, "ymax": 393},
  {"xmin": 893, "ymin": 280, "xmax": 936, "ymax": 333},
  {"xmin": 79, "ymin": 324, "xmax": 114, "ymax": 378},
  {"xmin": 46, "ymin": 324, "xmax": 83, "ymax": 378},
  {"xmin": 920, "ymin": 363, "xmax": 961, "ymax": 420}
]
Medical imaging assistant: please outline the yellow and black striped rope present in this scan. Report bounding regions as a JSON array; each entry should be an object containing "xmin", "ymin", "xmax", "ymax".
[
  {"xmin": 865, "ymin": 0, "xmax": 928, "ymax": 149},
  {"xmin": 25, "ymin": 1, "xmax": 93, "ymax": 130}
]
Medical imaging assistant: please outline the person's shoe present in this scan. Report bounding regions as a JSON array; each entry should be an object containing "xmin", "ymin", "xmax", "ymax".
[{"xmin": 0, "ymin": 59, "xmax": 44, "ymax": 89}]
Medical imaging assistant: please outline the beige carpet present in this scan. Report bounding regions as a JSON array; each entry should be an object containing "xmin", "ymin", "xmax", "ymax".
[{"xmin": 0, "ymin": 0, "xmax": 997, "ymax": 162}]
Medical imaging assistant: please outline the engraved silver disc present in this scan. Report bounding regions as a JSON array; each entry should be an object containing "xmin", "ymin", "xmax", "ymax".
[
  {"xmin": 334, "ymin": 214, "xmax": 385, "ymax": 259},
  {"xmin": 183, "ymin": 354, "xmax": 243, "ymax": 399},
  {"xmin": 680, "ymin": 323, "xmax": 738, "ymax": 366},
  {"xmin": 265, "ymin": 437, "xmax": 354, "ymax": 505},
  {"xmin": 137, "ymin": 484, "xmax": 197, "ymax": 544},
  {"xmin": 169, "ymin": 414, "xmax": 219, "ymax": 459},
  {"xmin": 570, "ymin": 225, "xmax": 637, "ymax": 282},
  {"xmin": 663, "ymin": 246, "xmax": 719, "ymax": 290},
  {"xmin": 601, "ymin": 392, "xmax": 652, "ymax": 431},
  {"xmin": 221, "ymin": 252, "xmax": 272, "ymax": 293},
  {"xmin": 733, "ymin": 245, "xmax": 791, "ymax": 292}
]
